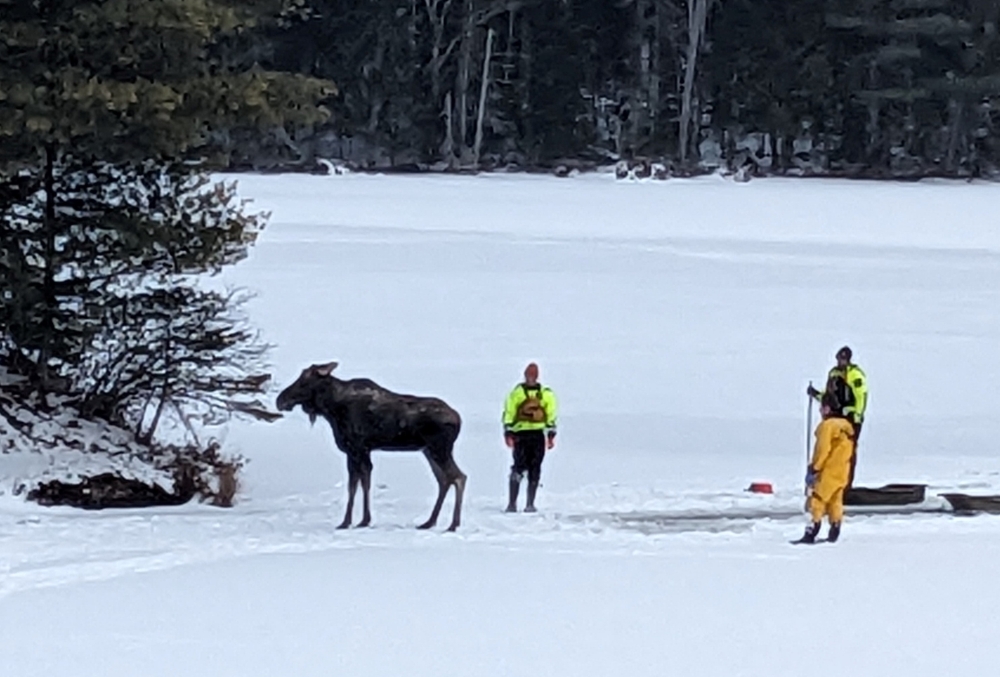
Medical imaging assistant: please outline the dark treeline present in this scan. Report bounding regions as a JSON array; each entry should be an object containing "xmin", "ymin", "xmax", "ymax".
[{"xmin": 245, "ymin": 0, "xmax": 1000, "ymax": 178}]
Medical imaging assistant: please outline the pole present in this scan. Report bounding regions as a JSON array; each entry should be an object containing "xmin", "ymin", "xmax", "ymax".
[{"xmin": 805, "ymin": 382, "xmax": 814, "ymax": 499}]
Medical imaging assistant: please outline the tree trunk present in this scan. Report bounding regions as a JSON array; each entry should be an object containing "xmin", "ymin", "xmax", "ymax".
[
  {"xmin": 39, "ymin": 144, "xmax": 57, "ymax": 391},
  {"xmin": 520, "ymin": 12, "xmax": 534, "ymax": 162},
  {"xmin": 456, "ymin": 0, "xmax": 474, "ymax": 161},
  {"xmin": 141, "ymin": 330, "xmax": 173, "ymax": 444},
  {"xmin": 442, "ymin": 90, "xmax": 456, "ymax": 165},
  {"xmin": 141, "ymin": 388, "xmax": 169, "ymax": 445},
  {"xmin": 945, "ymin": 97, "xmax": 965, "ymax": 173},
  {"xmin": 473, "ymin": 27, "xmax": 496, "ymax": 168},
  {"xmin": 679, "ymin": 0, "xmax": 710, "ymax": 165},
  {"xmin": 424, "ymin": 0, "xmax": 456, "ymax": 101},
  {"xmin": 649, "ymin": 4, "xmax": 661, "ymax": 141},
  {"xmin": 865, "ymin": 59, "xmax": 880, "ymax": 166},
  {"xmin": 633, "ymin": 0, "xmax": 660, "ymax": 151},
  {"xmin": 366, "ymin": 35, "xmax": 387, "ymax": 134}
]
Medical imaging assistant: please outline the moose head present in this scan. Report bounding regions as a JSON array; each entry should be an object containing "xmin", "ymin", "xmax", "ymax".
[{"xmin": 276, "ymin": 362, "xmax": 338, "ymax": 423}]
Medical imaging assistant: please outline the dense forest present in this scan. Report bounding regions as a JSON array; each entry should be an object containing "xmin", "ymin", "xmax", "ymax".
[{"xmin": 232, "ymin": 0, "xmax": 1000, "ymax": 178}]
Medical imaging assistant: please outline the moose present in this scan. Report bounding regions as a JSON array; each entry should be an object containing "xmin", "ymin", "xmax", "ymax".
[{"xmin": 276, "ymin": 362, "xmax": 467, "ymax": 531}]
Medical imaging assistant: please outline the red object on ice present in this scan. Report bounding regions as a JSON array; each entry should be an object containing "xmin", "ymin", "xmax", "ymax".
[{"xmin": 747, "ymin": 482, "xmax": 774, "ymax": 494}]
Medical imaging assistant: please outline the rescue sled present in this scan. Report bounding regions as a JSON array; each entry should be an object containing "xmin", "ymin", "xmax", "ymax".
[
  {"xmin": 844, "ymin": 483, "xmax": 926, "ymax": 506},
  {"xmin": 844, "ymin": 484, "xmax": 949, "ymax": 515},
  {"xmin": 939, "ymin": 493, "xmax": 1000, "ymax": 515}
]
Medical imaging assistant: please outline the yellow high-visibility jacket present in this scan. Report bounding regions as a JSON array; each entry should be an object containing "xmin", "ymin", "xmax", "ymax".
[
  {"xmin": 817, "ymin": 364, "xmax": 868, "ymax": 424},
  {"xmin": 810, "ymin": 417, "xmax": 855, "ymax": 501},
  {"xmin": 503, "ymin": 383, "xmax": 558, "ymax": 434}
]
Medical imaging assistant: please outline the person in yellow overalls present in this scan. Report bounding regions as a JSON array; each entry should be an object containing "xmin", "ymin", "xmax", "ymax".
[
  {"xmin": 795, "ymin": 393, "xmax": 855, "ymax": 544},
  {"xmin": 502, "ymin": 362, "xmax": 558, "ymax": 513},
  {"xmin": 808, "ymin": 345, "xmax": 867, "ymax": 486}
]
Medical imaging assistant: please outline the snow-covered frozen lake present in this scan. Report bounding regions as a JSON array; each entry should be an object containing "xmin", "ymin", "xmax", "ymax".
[{"xmin": 3, "ymin": 172, "xmax": 1000, "ymax": 676}]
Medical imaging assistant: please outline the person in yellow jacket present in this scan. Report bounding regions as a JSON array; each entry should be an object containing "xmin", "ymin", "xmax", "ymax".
[
  {"xmin": 795, "ymin": 394, "xmax": 855, "ymax": 544},
  {"xmin": 808, "ymin": 345, "xmax": 867, "ymax": 486},
  {"xmin": 502, "ymin": 362, "xmax": 558, "ymax": 513}
]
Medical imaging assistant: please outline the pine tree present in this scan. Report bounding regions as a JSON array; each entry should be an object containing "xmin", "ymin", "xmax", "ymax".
[
  {"xmin": 0, "ymin": 0, "xmax": 332, "ymax": 394},
  {"xmin": 0, "ymin": 0, "xmax": 334, "ymax": 465}
]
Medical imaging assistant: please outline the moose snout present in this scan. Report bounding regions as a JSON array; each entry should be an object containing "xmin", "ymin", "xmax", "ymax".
[{"xmin": 276, "ymin": 392, "xmax": 294, "ymax": 412}]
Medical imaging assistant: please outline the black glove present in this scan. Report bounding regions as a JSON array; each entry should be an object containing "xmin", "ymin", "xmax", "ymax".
[{"xmin": 807, "ymin": 385, "xmax": 820, "ymax": 398}]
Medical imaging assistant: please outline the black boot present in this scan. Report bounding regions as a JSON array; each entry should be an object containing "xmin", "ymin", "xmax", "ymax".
[
  {"xmin": 794, "ymin": 522, "xmax": 821, "ymax": 544},
  {"xmin": 524, "ymin": 482, "xmax": 539, "ymax": 513},
  {"xmin": 827, "ymin": 522, "xmax": 841, "ymax": 543},
  {"xmin": 506, "ymin": 478, "xmax": 519, "ymax": 513}
]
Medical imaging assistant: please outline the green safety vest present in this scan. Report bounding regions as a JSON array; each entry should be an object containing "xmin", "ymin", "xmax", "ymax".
[{"xmin": 503, "ymin": 383, "xmax": 558, "ymax": 433}]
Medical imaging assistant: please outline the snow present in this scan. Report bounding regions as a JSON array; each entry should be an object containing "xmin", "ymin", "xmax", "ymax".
[
  {"xmin": 0, "ymin": 376, "xmax": 177, "ymax": 492},
  {"xmin": 2, "ymin": 172, "xmax": 1000, "ymax": 675}
]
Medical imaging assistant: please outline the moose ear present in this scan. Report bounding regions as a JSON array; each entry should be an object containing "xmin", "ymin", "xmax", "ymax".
[{"xmin": 314, "ymin": 361, "xmax": 339, "ymax": 376}]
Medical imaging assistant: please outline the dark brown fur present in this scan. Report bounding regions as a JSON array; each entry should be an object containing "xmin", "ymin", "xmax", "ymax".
[{"xmin": 276, "ymin": 362, "xmax": 466, "ymax": 531}]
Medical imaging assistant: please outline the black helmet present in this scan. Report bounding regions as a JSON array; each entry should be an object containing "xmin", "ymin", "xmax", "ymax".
[{"xmin": 836, "ymin": 346, "xmax": 852, "ymax": 361}]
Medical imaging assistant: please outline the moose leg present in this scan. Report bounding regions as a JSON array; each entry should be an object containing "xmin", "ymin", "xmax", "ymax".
[
  {"xmin": 338, "ymin": 458, "xmax": 361, "ymax": 529},
  {"xmin": 445, "ymin": 459, "xmax": 467, "ymax": 532},
  {"xmin": 418, "ymin": 452, "xmax": 449, "ymax": 530},
  {"xmin": 357, "ymin": 453, "xmax": 373, "ymax": 528}
]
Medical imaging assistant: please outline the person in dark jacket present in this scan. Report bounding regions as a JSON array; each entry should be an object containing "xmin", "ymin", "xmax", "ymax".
[{"xmin": 808, "ymin": 345, "xmax": 868, "ymax": 486}]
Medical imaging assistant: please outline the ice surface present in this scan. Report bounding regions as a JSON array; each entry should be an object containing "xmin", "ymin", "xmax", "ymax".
[{"xmin": 2, "ymin": 172, "xmax": 999, "ymax": 676}]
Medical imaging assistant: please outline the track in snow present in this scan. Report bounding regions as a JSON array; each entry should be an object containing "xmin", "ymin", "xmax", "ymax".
[{"xmin": 1, "ymin": 486, "xmax": 985, "ymax": 600}]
